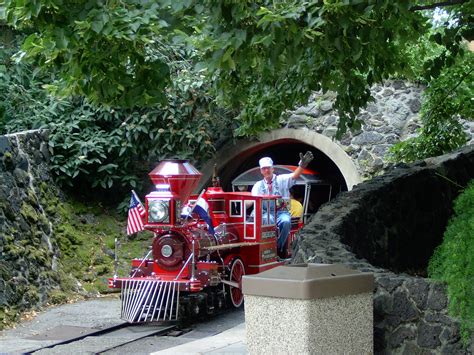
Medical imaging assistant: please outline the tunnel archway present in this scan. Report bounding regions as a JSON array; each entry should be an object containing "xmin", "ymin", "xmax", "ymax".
[{"xmin": 199, "ymin": 128, "xmax": 362, "ymax": 211}]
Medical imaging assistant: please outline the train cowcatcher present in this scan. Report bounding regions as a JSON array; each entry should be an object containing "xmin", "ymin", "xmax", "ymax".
[{"xmin": 108, "ymin": 159, "xmax": 304, "ymax": 323}]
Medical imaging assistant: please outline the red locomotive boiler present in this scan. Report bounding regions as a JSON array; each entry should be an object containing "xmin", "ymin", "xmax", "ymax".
[{"xmin": 108, "ymin": 159, "xmax": 303, "ymax": 323}]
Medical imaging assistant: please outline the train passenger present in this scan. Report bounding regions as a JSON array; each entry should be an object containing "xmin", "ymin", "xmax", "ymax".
[
  {"xmin": 289, "ymin": 187, "xmax": 304, "ymax": 221},
  {"xmin": 251, "ymin": 152, "xmax": 314, "ymax": 258}
]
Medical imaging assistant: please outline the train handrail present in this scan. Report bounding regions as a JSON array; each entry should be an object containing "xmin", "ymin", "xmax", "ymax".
[
  {"xmin": 130, "ymin": 249, "xmax": 153, "ymax": 278},
  {"xmin": 203, "ymin": 241, "xmax": 271, "ymax": 251},
  {"xmin": 175, "ymin": 251, "xmax": 194, "ymax": 280}
]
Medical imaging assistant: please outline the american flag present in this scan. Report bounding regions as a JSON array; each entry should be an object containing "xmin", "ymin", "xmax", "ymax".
[{"xmin": 127, "ymin": 190, "xmax": 145, "ymax": 235}]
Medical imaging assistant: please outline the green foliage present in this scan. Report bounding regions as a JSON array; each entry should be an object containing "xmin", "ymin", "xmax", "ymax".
[
  {"xmin": 421, "ymin": 6, "xmax": 473, "ymax": 82},
  {"xmin": 2, "ymin": 0, "xmax": 171, "ymax": 107},
  {"xmin": 1, "ymin": 1, "xmax": 473, "ymax": 188},
  {"xmin": 2, "ymin": 1, "xmax": 472, "ymax": 139},
  {"xmin": 186, "ymin": 1, "xmax": 429, "ymax": 136},
  {"xmin": 389, "ymin": 52, "xmax": 473, "ymax": 163},
  {"xmin": 1, "ymin": 31, "xmax": 232, "ymax": 194},
  {"xmin": 48, "ymin": 289, "xmax": 69, "ymax": 305},
  {"xmin": 428, "ymin": 180, "xmax": 474, "ymax": 344},
  {"xmin": 41, "ymin": 88, "xmax": 218, "ymax": 191},
  {"xmin": 0, "ymin": 32, "xmax": 57, "ymax": 132},
  {"xmin": 389, "ymin": 5, "xmax": 473, "ymax": 163},
  {"xmin": 397, "ymin": 27, "xmax": 446, "ymax": 83}
]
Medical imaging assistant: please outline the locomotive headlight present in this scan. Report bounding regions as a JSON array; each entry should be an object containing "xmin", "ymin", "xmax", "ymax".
[
  {"xmin": 161, "ymin": 245, "xmax": 173, "ymax": 258},
  {"xmin": 148, "ymin": 200, "xmax": 170, "ymax": 223}
]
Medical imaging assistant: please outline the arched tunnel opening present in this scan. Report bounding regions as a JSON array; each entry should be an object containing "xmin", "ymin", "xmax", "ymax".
[{"xmin": 216, "ymin": 139, "xmax": 348, "ymax": 215}]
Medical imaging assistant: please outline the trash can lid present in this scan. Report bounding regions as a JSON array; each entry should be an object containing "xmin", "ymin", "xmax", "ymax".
[{"xmin": 242, "ymin": 263, "xmax": 374, "ymax": 300}]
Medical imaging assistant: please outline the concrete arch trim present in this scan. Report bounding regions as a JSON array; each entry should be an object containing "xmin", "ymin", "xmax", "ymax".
[{"xmin": 199, "ymin": 128, "xmax": 361, "ymax": 191}]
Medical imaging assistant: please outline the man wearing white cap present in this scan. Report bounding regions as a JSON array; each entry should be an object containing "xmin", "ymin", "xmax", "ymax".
[{"xmin": 251, "ymin": 151, "xmax": 314, "ymax": 258}]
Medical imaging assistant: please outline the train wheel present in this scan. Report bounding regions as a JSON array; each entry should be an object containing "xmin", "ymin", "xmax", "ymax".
[{"xmin": 228, "ymin": 258, "xmax": 245, "ymax": 308}]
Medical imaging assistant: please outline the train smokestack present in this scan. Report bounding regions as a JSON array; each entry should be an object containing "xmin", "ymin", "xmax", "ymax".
[{"xmin": 148, "ymin": 159, "xmax": 202, "ymax": 203}]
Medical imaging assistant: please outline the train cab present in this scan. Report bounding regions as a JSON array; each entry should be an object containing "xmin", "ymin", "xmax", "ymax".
[
  {"xmin": 231, "ymin": 164, "xmax": 333, "ymax": 254},
  {"xmin": 189, "ymin": 187, "xmax": 284, "ymax": 274}
]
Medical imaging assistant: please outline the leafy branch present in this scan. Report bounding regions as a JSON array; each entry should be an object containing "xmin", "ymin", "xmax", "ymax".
[
  {"xmin": 389, "ymin": 52, "xmax": 473, "ymax": 163},
  {"xmin": 411, "ymin": 0, "xmax": 468, "ymax": 12}
]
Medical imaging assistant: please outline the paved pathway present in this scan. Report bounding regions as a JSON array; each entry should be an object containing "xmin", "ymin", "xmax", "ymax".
[{"xmin": 0, "ymin": 295, "xmax": 248, "ymax": 354}]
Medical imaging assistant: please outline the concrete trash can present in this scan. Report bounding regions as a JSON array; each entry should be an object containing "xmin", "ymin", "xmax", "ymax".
[{"xmin": 242, "ymin": 263, "xmax": 374, "ymax": 355}]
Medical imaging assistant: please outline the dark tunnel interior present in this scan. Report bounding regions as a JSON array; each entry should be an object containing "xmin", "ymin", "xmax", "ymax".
[{"xmin": 217, "ymin": 139, "xmax": 348, "ymax": 214}]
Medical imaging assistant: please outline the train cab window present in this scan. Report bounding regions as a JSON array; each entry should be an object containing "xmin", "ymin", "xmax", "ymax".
[
  {"xmin": 209, "ymin": 199, "xmax": 225, "ymax": 213},
  {"xmin": 245, "ymin": 201, "xmax": 255, "ymax": 223},
  {"xmin": 262, "ymin": 199, "xmax": 276, "ymax": 226},
  {"xmin": 230, "ymin": 200, "xmax": 242, "ymax": 217}
]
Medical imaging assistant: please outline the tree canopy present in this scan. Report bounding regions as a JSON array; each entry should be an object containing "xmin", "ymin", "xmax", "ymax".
[{"xmin": 2, "ymin": 1, "xmax": 472, "ymax": 137}]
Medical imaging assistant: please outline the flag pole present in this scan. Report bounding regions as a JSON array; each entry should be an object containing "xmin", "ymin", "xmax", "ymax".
[
  {"xmin": 185, "ymin": 190, "xmax": 205, "ymax": 280},
  {"xmin": 131, "ymin": 189, "xmax": 144, "ymax": 207},
  {"xmin": 188, "ymin": 189, "xmax": 206, "ymax": 215},
  {"xmin": 182, "ymin": 189, "xmax": 206, "ymax": 223}
]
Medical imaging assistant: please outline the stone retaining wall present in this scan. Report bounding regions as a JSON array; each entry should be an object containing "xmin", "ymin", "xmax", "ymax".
[
  {"xmin": 293, "ymin": 144, "xmax": 474, "ymax": 354},
  {"xmin": 0, "ymin": 130, "xmax": 63, "ymax": 320}
]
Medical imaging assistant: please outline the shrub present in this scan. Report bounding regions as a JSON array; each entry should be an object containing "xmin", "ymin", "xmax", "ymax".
[
  {"xmin": 428, "ymin": 179, "xmax": 474, "ymax": 344},
  {"xmin": 1, "ymin": 32, "xmax": 235, "ymax": 205}
]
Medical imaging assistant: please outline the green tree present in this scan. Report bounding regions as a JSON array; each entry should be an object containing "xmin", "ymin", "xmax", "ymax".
[
  {"xmin": 1, "ymin": 1, "xmax": 472, "ymax": 137},
  {"xmin": 389, "ymin": 5, "xmax": 474, "ymax": 163},
  {"xmin": 1, "ymin": 1, "xmax": 473, "ymax": 193},
  {"xmin": 1, "ymin": 1, "xmax": 172, "ymax": 107}
]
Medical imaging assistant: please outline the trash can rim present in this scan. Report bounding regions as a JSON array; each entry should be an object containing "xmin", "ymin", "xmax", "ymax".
[{"xmin": 242, "ymin": 263, "xmax": 374, "ymax": 300}]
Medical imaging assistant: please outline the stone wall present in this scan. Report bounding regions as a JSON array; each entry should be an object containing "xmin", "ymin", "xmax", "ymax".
[
  {"xmin": 293, "ymin": 144, "xmax": 474, "ymax": 354},
  {"xmin": 284, "ymin": 80, "xmax": 474, "ymax": 180},
  {"xmin": 0, "ymin": 130, "xmax": 63, "ymax": 320}
]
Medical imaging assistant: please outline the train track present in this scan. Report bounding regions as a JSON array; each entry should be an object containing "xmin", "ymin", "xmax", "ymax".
[{"xmin": 25, "ymin": 322, "xmax": 176, "ymax": 354}]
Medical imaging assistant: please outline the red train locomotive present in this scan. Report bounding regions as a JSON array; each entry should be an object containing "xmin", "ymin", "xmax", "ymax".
[{"xmin": 108, "ymin": 159, "xmax": 303, "ymax": 323}]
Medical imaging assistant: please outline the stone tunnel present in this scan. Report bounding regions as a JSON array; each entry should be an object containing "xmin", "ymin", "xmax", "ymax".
[{"xmin": 200, "ymin": 129, "xmax": 361, "ymax": 216}]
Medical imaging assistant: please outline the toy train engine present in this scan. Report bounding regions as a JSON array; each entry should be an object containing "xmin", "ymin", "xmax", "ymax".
[{"xmin": 109, "ymin": 159, "xmax": 288, "ymax": 323}]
